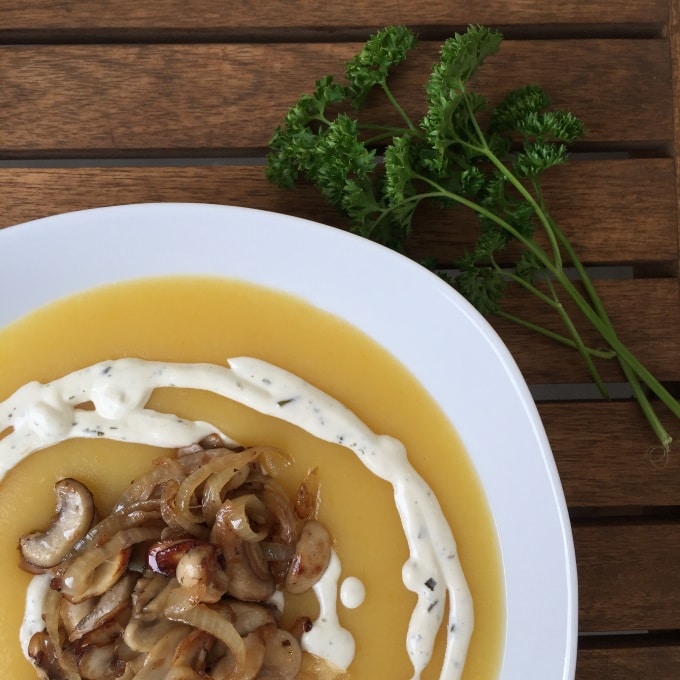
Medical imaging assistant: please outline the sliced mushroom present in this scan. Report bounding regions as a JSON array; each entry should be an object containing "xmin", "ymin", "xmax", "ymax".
[
  {"xmin": 132, "ymin": 625, "xmax": 191, "ymax": 680},
  {"xmin": 20, "ymin": 478, "xmax": 95, "ymax": 569},
  {"xmin": 130, "ymin": 573, "xmax": 167, "ymax": 619},
  {"xmin": 226, "ymin": 545, "xmax": 276, "ymax": 602},
  {"xmin": 27, "ymin": 630, "xmax": 68, "ymax": 680},
  {"xmin": 176, "ymin": 542, "xmax": 230, "ymax": 604},
  {"xmin": 124, "ymin": 580, "xmax": 181, "ymax": 652},
  {"xmin": 77, "ymin": 617, "xmax": 127, "ymax": 648},
  {"xmin": 71, "ymin": 572, "xmax": 137, "ymax": 641},
  {"xmin": 226, "ymin": 600, "xmax": 276, "ymax": 636},
  {"xmin": 146, "ymin": 538, "xmax": 204, "ymax": 577},
  {"xmin": 260, "ymin": 627, "xmax": 303, "ymax": 680},
  {"xmin": 77, "ymin": 643, "xmax": 124, "ymax": 680},
  {"xmin": 285, "ymin": 520, "xmax": 332, "ymax": 594}
]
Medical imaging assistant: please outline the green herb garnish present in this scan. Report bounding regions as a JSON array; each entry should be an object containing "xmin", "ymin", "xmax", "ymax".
[{"xmin": 266, "ymin": 25, "xmax": 680, "ymax": 451}]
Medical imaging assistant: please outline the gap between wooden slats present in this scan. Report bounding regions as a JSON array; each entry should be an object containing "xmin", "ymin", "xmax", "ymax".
[
  {"xmin": 574, "ymin": 523, "xmax": 680, "ymax": 632},
  {"xmin": 0, "ymin": 160, "xmax": 676, "ymax": 267},
  {"xmin": 0, "ymin": 0, "xmax": 668, "ymax": 36},
  {"xmin": 577, "ymin": 639, "xmax": 680, "ymax": 680},
  {"xmin": 0, "ymin": 40, "xmax": 673, "ymax": 155}
]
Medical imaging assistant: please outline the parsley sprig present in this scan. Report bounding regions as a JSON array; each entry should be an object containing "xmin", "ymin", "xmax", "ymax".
[{"xmin": 266, "ymin": 25, "xmax": 680, "ymax": 451}]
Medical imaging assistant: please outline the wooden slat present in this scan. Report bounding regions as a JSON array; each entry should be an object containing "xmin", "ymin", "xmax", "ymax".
[
  {"xmin": 1, "ymin": 159, "xmax": 676, "ymax": 266},
  {"xmin": 577, "ymin": 643, "xmax": 680, "ymax": 680},
  {"xmin": 0, "ymin": 40, "xmax": 672, "ymax": 156},
  {"xmin": 575, "ymin": 523, "xmax": 680, "ymax": 631},
  {"xmin": 0, "ymin": 0, "xmax": 668, "ymax": 32},
  {"xmin": 541, "ymin": 402, "xmax": 680, "ymax": 508},
  {"xmin": 493, "ymin": 278, "xmax": 680, "ymax": 384}
]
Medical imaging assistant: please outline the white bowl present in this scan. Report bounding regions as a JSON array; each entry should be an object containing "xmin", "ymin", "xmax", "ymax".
[{"xmin": 0, "ymin": 203, "xmax": 577, "ymax": 679}]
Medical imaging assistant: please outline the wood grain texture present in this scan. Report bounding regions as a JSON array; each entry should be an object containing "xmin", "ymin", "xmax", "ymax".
[
  {"xmin": 541, "ymin": 402, "xmax": 680, "ymax": 508},
  {"xmin": 0, "ymin": 0, "xmax": 668, "ymax": 32},
  {"xmin": 0, "ymin": 40, "xmax": 672, "ymax": 155},
  {"xmin": 492, "ymin": 278, "xmax": 680, "ymax": 384},
  {"xmin": 576, "ymin": 643, "xmax": 680, "ymax": 680},
  {"xmin": 575, "ymin": 523, "xmax": 680, "ymax": 631},
  {"xmin": 1, "ymin": 159, "xmax": 676, "ymax": 266}
]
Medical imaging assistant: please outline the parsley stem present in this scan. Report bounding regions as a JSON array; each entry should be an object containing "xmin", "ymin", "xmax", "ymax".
[
  {"xmin": 381, "ymin": 82, "xmax": 416, "ymax": 131},
  {"xmin": 483, "ymin": 148, "xmax": 564, "ymax": 270},
  {"xmin": 458, "ymin": 90, "xmax": 563, "ymax": 269},
  {"xmin": 550, "ymin": 269, "xmax": 680, "ymax": 418},
  {"xmin": 617, "ymin": 353, "xmax": 672, "ymax": 452},
  {"xmin": 498, "ymin": 264, "xmax": 610, "ymax": 394},
  {"xmin": 545, "ymin": 277, "xmax": 610, "ymax": 397},
  {"xmin": 494, "ymin": 310, "xmax": 616, "ymax": 359},
  {"xmin": 494, "ymin": 261, "xmax": 561, "ymax": 310},
  {"xmin": 414, "ymin": 173, "xmax": 560, "ymax": 276}
]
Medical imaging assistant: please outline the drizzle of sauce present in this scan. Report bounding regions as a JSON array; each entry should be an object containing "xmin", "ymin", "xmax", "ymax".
[
  {"xmin": 19, "ymin": 573, "xmax": 51, "ymax": 661},
  {"xmin": 1, "ymin": 357, "xmax": 473, "ymax": 679},
  {"xmin": 340, "ymin": 577, "xmax": 366, "ymax": 610},
  {"xmin": 302, "ymin": 550, "xmax": 355, "ymax": 670}
]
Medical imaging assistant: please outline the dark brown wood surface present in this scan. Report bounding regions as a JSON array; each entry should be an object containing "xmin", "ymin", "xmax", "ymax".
[{"xmin": 1, "ymin": 1, "xmax": 679, "ymax": 678}]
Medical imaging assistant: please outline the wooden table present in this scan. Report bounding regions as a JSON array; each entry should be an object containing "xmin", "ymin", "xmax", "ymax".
[{"xmin": 1, "ymin": 2, "xmax": 679, "ymax": 678}]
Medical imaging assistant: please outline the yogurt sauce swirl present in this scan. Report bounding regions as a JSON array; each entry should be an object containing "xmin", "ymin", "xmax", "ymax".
[{"xmin": 0, "ymin": 357, "xmax": 473, "ymax": 679}]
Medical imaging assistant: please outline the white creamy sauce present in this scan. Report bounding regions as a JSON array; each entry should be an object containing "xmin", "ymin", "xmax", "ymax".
[
  {"xmin": 340, "ymin": 577, "xmax": 366, "ymax": 610},
  {"xmin": 19, "ymin": 573, "xmax": 51, "ymax": 661},
  {"xmin": 301, "ymin": 550, "xmax": 355, "ymax": 670},
  {"xmin": 1, "ymin": 357, "xmax": 473, "ymax": 679}
]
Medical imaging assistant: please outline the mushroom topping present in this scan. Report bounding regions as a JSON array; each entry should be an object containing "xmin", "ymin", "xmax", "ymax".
[
  {"xmin": 70, "ymin": 572, "xmax": 137, "ymax": 641},
  {"xmin": 261, "ymin": 628, "xmax": 303, "ymax": 680},
  {"xmin": 146, "ymin": 538, "xmax": 205, "ymax": 577},
  {"xmin": 27, "ymin": 631, "xmax": 67, "ymax": 680},
  {"xmin": 285, "ymin": 520, "xmax": 332, "ymax": 595},
  {"xmin": 20, "ymin": 478, "xmax": 95, "ymax": 570},
  {"xmin": 19, "ymin": 438, "xmax": 335, "ymax": 680}
]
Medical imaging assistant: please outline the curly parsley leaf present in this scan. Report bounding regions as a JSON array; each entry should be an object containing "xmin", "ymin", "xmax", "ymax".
[{"xmin": 345, "ymin": 25, "xmax": 418, "ymax": 108}]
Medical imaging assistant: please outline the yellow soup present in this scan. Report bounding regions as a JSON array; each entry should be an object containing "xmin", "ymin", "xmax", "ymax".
[{"xmin": 0, "ymin": 276, "xmax": 504, "ymax": 679}]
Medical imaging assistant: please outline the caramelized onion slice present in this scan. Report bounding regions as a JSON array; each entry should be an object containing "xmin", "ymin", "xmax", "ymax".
[
  {"xmin": 167, "ymin": 603, "xmax": 247, "ymax": 672},
  {"xmin": 217, "ymin": 495, "xmax": 268, "ymax": 543},
  {"xmin": 227, "ymin": 600, "xmax": 277, "ymax": 636},
  {"xmin": 252, "ymin": 446, "xmax": 294, "ymax": 477},
  {"xmin": 20, "ymin": 478, "xmax": 95, "ymax": 569},
  {"xmin": 58, "ymin": 526, "xmax": 160, "ymax": 603},
  {"xmin": 295, "ymin": 466, "xmax": 321, "ymax": 520}
]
